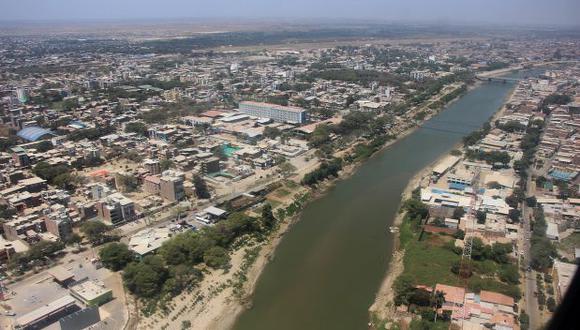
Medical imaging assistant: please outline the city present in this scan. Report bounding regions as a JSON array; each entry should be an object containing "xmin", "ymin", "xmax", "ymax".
[{"xmin": 0, "ymin": 2, "xmax": 579, "ymax": 330}]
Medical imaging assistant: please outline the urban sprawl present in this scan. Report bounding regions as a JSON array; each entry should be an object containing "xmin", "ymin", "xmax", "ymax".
[{"xmin": 0, "ymin": 31, "xmax": 578, "ymax": 330}]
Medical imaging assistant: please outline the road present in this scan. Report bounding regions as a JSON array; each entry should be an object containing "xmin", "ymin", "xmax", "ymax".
[{"xmin": 521, "ymin": 174, "xmax": 541, "ymax": 329}]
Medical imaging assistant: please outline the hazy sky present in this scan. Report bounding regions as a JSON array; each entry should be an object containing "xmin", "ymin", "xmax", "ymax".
[{"xmin": 1, "ymin": 0, "xmax": 579, "ymax": 26}]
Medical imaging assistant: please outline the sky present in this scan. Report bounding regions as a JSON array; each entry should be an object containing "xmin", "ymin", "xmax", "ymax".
[{"xmin": 1, "ymin": 0, "xmax": 579, "ymax": 26}]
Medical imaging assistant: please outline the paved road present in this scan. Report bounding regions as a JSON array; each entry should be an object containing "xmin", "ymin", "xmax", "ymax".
[{"xmin": 522, "ymin": 175, "xmax": 540, "ymax": 329}]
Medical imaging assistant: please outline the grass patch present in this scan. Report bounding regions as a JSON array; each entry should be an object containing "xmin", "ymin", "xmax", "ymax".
[
  {"xmin": 399, "ymin": 229, "xmax": 521, "ymax": 299},
  {"xmin": 274, "ymin": 188, "xmax": 291, "ymax": 197},
  {"xmin": 266, "ymin": 199, "xmax": 282, "ymax": 209},
  {"xmin": 402, "ymin": 232, "xmax": 462, "ymax": 287}
]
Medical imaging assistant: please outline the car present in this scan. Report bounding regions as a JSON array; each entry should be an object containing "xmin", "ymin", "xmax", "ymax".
[{"xmin": 4, "ymin": 311, "xmax": 15, "ymax": 316}]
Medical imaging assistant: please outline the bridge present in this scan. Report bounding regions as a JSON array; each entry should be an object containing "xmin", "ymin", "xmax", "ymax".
[{"xmin": 474, "ymin": 75, "xmax": 522, "ymax": 83}]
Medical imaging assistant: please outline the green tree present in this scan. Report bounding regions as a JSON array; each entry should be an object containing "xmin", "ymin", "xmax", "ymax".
[
  {"xmin": 123, "ymin": 256, "xmax": 168, "ymax": 298},
  {"xmin": 263, "ymin": 126, "xmax": 281, "ymax": 139},
  {"xmin": 193, "ymin": 175, "xmax": 211, "ymax": 199},
  {"xmin": 99, "ymin": 242, "xmax": 134, "ymax": 271},
  {"xmin": 125, "ymin": 122, "xmax": 148, "ymax": 136},
  {"xmin": 261, "ymin": 203, "xmax": 276, "ymax": 229},
  {"xmin": 160, "ymin": 159, "xmax": 175, "ymax": 171},
  {"xmin": 65, "ymin": 233, "xmax": 83, "ymax": 248},
  {"xmin": 499, "ymin": 264, "xmax": 520, "ymax": 284},
  {"xmin": 452, "ymin": 207, "xmax": 466, "ymax": 220},
  {"xmin": 80, "ymin": 221, "xmax": 110, "ymax": 243},
  {"xmin": 203, "ymin": 246, "xmax": 230, "ymax": 268},
  {"xmin": 476, "ymin": 210, "xmax": 487, "ymax": 224}
]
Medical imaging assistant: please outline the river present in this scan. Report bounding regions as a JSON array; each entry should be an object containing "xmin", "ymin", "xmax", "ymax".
[{"xmin": 233, "ymin": 71, "xmax": 535, "ymax": 330}]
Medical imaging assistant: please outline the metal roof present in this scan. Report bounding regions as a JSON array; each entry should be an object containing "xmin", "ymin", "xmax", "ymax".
[{"xmin": 16, "ymin": 126, "xmax": 54, "ymax": 142}]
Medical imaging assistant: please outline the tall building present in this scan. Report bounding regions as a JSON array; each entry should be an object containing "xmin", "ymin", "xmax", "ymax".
[
  {"xmin": 96, "ymin": 193, "xmax": 135, "ymax": 226},
  {"xmin": 239, "ymin": 101, "xmax": 306, "ymax": 124},
  {"xmin": 16, "ymin": 88, "xmax": 28, "ymax": 104},
  {"xmin": 159, "ymin": 170, "xmax": 185, "ymax": 202},
  {"xmin": 143, "ymin": 159, "xmax": 161, "ymax": 175},
  {"xmin": 44, "ymin": 207, "xmax": 73, "ymax": 240}
]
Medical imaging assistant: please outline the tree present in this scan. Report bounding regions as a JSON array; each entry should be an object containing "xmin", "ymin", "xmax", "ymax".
[
  {"xmin": 124, "ymin": 122, "xmax": 148, "ymax": 136},
  {"xmin": 65, "ymin": 233, "xmax": 82, "ymax": 248},
  {"xmin": 508, "ymin": 209, "xmax": 521, "ymax": 222},
  {"xmin": 278, "ymin": 161, "xmax": 297, "ymax": 178},
  {"xmin": 123, "ymin": 256, "xmax": 168, "ymax": 298},
  {"xmin": 193, "ymin": 175, "xmax": 211, "ymax": 199},
  {"xmin": 203, "ymin": 246, "xmax": 230, "ymax": 268},
  {"xmin": 160, "ymin": 159, "xmax": 175, "ymax": 171},
  {"xmin": 431, "ymin": 290, "xmax": 446, "ymax": 321},
  {"xmin": 81, "ymin": 221, "xmax": 110, "ymax": 243},
  {"xmin": 99, "ymin": 243, "xmax": 134, "ymax": 271},
  {"xmin": 520, "ymin": 311, "xmax": 530, "ymax": 330},
  {"xmin": 27, "ymin": 241, "xmax": 65, "ymax": 261},
  {"xmin": 117, "ymin": 174, "xmax": 139, "ymax": 192},
  {"xmin": 263, "ymin": 126, "xmax": 281, "ymax": 139},
  {"xmin": 476, "ymin": 210, "xmax": 487, "ymax": 224},
  {"xmin": 525, "ymin": 196, "xmax": 537, "ymax": 207},
  {"xmin": 499, "ymin": 264, "xmax": 520, "ymax": 284},
  {"xmin": 261, "ymin": 203, "xmax": 276, "ymax": 229},
  {"xmin": 454, "ymin": 229, "xmax": 465, "ymax": 240},
  {"xmin": 546, "ymin": 297, "xmax": 556, "ymax": 312},
  {"xmin": 452, "ymin": 207, "xmax": 466, "ymax": 220}
]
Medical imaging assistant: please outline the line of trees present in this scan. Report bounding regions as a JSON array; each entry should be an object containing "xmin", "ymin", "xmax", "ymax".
[{"xmin": 98, "ymin": 210, "xmax": 279, "ymax": 314}]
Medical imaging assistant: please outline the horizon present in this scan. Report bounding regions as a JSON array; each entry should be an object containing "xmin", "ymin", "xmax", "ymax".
[{"xmin": 0, "ymin": 0, "xmax": 579, "ymax": 27}]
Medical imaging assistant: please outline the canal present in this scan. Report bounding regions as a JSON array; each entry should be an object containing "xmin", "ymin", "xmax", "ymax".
[{"xmin": 233, "ymin": 78, "xmax": 520, "ymax": 330}]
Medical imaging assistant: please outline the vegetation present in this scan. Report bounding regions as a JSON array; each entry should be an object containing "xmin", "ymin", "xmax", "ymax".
[
  {"xmin": 80, "ymin": 221, "xmax": 111, "ymax": 244},
  {"xmin": 301, "ymin": 158, "xmax": 343, "ymax": 186},
  {"xmin": 193, "ymin": 175, "xmax": 211, "ymax": 199},
  {"xmin": 393, "ymin": 191, "xmax": 521, "ymax": 308},
  {"xmin": 530, "ymin": 208, "xmax": 558, "ymax": 271},
  {"xmin": 99, "ymin": 211, "xmax": 279, "ymax": 313},
  {"xmin": 125, "ymin": 122, "xmax": 148, "ymax": 136},
  {"xmin": 99, "ymin": 243, "xmax": 134, "ymax": 271}
]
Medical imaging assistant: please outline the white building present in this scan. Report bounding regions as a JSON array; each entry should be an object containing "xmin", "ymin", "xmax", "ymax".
[{"xmin": 239, "ymin": 101, "xmax": 306, "ymax": 124}]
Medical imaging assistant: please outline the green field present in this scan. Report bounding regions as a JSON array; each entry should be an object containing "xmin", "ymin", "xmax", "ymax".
[{"xmin": 397, "ymin": 219, "xmax": 520, "ymax": 299}]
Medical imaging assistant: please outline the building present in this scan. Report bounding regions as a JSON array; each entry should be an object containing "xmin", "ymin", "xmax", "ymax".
[
  {"xmin": 44, "ymin": 208, "xmax": 73, "ymax": 240},
  {"xmin": 553, "ymin": 261, "xmax": 578, "ymax": 302},
  {"xmin": 201, "ymin": 157, "xmax": 220, "ymax": 174},
  {"xmin": 16, "ymin": 295, "xmax": 78, "ymax": 330},
  {"xmin": 239, "ymin": 101, "xmax": 306, "ymax": 124},
  {"xmin": 69, "ymin": 279, "xmax": 113, "ymax": 306},
  {"xmin": 128, "ymin": 227, "xmax": 172, "ymax": 258},
  {"xmin": 2, "ymin": 215, "xmax": 46, "ymax": 241},
  {"xmin": 95, "ymin": 192, "xmax": 135, "ymax": 225},
  {"xmin": 11, "ymin": 146, "xmax": 30, "ymax": 167},
  {"xmin": 16, "ymin": 87, "xmax": 28, "ymax": 103},
  {"xmin": 143, "ymin": 158, "xmax": 161, "ymax": 175},
  {"xmin": 159, "ymin": 170, "xmax": 185, "ymax": 202}
]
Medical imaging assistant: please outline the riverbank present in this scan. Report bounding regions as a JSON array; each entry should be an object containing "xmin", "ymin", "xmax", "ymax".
[
  {"xmin": 130, "ymin": 81, "xmax": 475, "ymax": 330},
  {"xmin": 368, "ymin": 80, "xmax": 518, "ymax": 328}
]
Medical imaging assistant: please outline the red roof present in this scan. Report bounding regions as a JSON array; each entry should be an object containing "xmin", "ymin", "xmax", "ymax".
[
  {"xmin": 435, "ymin": 283, "xmax": 465, "ymax": 305},
  {"xmin": 201, "ymin": 110, "xmax": 226, "ymax": 118},
  {"xmin": 480, "ymin": 290, "xmax": 514, "ymax": 307},
  {"xmin": 89, "ymin": 169, "xmax": 109, "ymax": 177}
]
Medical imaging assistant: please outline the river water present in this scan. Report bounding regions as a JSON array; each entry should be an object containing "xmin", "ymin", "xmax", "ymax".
[{"xmin": 233, "ymin": 74, "xmax": 528, "ymax": 330}]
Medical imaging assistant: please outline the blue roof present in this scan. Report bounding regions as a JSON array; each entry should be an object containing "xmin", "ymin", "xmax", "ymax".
[
  {"xmin": 449, "ymin": 182, "xmax": 467, "ymax": 191},
  {"xmin": 549, "ymin": 170, "xmax": 576, "ymax": 181},
  {"xmin": 17, "ymin": 126, "xmax": 54, "ymax": 142}
]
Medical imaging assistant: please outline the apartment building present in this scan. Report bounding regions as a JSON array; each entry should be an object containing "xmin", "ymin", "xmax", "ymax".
[
  {"xmin": 95, "ymin": 192, "xmax": 135, "ymax": 226},
  {"xmin": 239, "ymin": 101, "xmax": 306, "ymax": 124}
]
